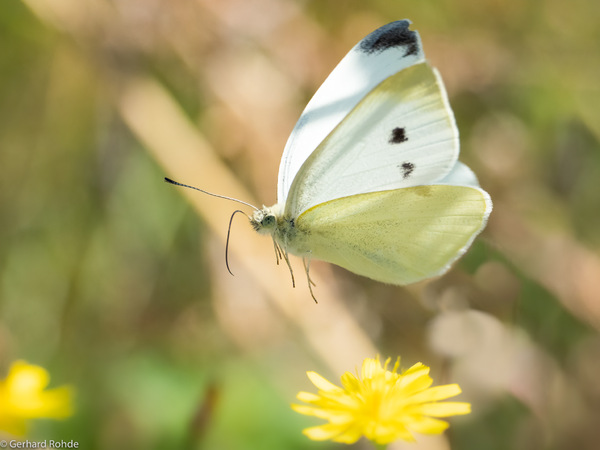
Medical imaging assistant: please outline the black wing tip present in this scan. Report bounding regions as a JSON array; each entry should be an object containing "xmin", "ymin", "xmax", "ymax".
[{"xmin": 358, "ymin": 20, "xmax": 420, "ymax": 57}]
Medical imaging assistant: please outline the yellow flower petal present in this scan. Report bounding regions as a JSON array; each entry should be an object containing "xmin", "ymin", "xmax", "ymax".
[
  {"xmin": 408, "ymin": 384, "xmax": 463, "ymax": 403},
  {"xmin": 401, "ymin": 362, "xmax": 429, "ymax": 378},
  {"xmin": 332, "ymin": 423, "xmax": 363, "ymax": 444},
  {"xmin": 292, "ymin": 404, "xmax": 355, "ymax": 423},
  {"xmin": 361, "ymin": 357, "xmax": 379, "ymax": 379},
  {"xmin": 369, "ymin": 421, "xmax": 415, "ymax": 444},
  {"xmin": 414, "ymin": 401, "xmax": 472, "ymax": 417},
  {"xmin": 306, "ymin": 371, "xmax": 341, "ymax": 392},
  {"xmin": 397, "ymin": 363, "xmax": 433, "ymax": 394},
  {"xmin": 340, "ymin": 372, "xmax": 361, "ymax": 392},
  {"xmin": 303, "ymin": 423, "xmax": 348, "ymax": 441},
  {"xmin": 290, "ymin": 404, "xmax": 318, "ymax": 416},
  {"xmin": 296, "ymin": 391, "xmax": 321, "ymax": 403},
  {"xmin": 405, "ymin": 415, "xmax": 450, "ymax": 434},
  {"xmin": 307, "ymin": 420, "xmax": 365, "ymax": 445}
]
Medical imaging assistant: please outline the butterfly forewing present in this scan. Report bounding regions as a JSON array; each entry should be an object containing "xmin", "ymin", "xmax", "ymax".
[
  {"xmin": 277, "ymin": 20, "xmax": 426, "ymax": 204},
  {"xmin": 284, "ymin": 62, "xmax": 459, "ymax": 217}
]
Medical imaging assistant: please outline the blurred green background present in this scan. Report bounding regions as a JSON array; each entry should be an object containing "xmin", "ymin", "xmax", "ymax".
[{"xmin": 1, "ymin": 0, "xmax": 600, "ymax": 449}]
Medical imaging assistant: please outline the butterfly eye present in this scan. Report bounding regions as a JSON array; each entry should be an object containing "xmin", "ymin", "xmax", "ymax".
[{"xmin": 262, "ymin": 215, "xmax": 276, "ymax": 228}]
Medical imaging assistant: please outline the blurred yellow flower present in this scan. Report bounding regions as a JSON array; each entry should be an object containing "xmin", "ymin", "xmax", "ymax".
[
  {"xmin": 292, "ymin": 356, "xmax": 470, "ymax": 445},
  {"xmin": 0, "ymin": 361, "xmax": 74, "ymax": 436}
]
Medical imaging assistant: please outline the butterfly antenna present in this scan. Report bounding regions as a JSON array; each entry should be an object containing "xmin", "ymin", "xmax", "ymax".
[
  {"xmin": 164, "ymin": 177, "xmax": 259, "ymax": 211},
  {"xmin": 225, "ymin": 210, "xmax": 246, "ymax": 276}
]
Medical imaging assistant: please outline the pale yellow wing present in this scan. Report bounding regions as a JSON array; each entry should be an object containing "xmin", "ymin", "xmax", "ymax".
[{"xmin": 292, "ymin": 185, "xmax": 491, "ymax": 285}]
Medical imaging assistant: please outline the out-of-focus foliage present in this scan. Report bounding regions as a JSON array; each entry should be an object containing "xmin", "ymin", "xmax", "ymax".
[{"xmin": 1, "ymin": 0, "xmax": 599, "ymax": 449}]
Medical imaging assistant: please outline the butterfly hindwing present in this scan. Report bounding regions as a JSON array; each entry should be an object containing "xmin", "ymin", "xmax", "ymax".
[
  {"xmin": 293, "ymin": 185, "xmax": 491, "ymax": 285},
  {"xmin": 277, "ymin": 20, "xmax": 426, "ymax": 204},
  {"xmin": 438, "ymin": 162, "xmax": 481, "ymax": 188},
  {"xmin": 285, "ymin": 62, "xmax": 459, "ymax": 217}
]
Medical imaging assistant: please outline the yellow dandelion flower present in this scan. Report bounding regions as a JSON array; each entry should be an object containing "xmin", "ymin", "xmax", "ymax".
[
  {"xmin": 0, "ymin": 361, "xmax": 74, "ymax": 436},
  {"xmin": 292, "ymin": 356, "xmax": 470, "ymax": 445}
]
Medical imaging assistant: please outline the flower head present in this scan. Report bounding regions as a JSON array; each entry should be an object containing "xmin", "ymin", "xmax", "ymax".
[
  {"xmin": 0, "ymin": 361, "xmax": 74, "ymax": 436},
  {"xmin": 292, "ymin": 356, "xmax": 470, "ymax": 445}
]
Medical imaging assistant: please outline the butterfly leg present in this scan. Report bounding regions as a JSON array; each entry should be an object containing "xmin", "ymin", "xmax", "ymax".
[
  {"xmin": 303, "ymin": 257, "xmax": 318, "ymax": 303},
  {"xmin": 280, "ymin": 246, "xmax": 296, "ymax": 288},
  {"xmin": 302, "ymin": 257, "xmax": 316, "ymax": 286},
  {"xmin": 272, "ymin": 238, "xmax": 282, "ymax": 265}
]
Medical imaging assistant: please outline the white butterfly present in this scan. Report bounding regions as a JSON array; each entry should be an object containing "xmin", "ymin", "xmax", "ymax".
[{"xmin": 170, "ymin": 20, "xmax": 492, "ymax": 301}]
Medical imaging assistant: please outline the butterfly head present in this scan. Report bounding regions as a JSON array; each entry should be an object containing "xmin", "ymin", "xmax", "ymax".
[{"xmin": 250, "ymin": 205, "xmax": 282, "ymax": 235}]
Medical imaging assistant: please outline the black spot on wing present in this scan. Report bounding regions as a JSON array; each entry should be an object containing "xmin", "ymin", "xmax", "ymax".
[
  {"xmin": 398, "ymin": 162, "xmax": 415, "ymax": 179},
  {"xmin": 389, "ymin": 127, "xmax": 408, "ymax": 144},
  {"xmin": 358, "ymin": 20, "xmax": 419, "ymax": 57}
]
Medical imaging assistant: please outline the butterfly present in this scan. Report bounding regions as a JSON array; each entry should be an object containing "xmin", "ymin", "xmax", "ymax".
[{"xmin": 168, "ymin": 20, "xmax": 492, "ymax": 301}]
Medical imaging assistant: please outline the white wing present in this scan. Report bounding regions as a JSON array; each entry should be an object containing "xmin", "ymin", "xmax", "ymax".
[
  {"xmin": 277, "ymin": 20, "xmax": 426, "ymax": 204},
  {"xmin": 284, "ymin": 62, "xmax": 459, "ymax": 217},
  {"xmin": 438, "ymin": 162, "xmax": 481, "ymax": 188}
]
